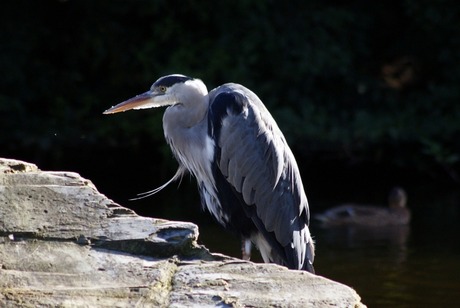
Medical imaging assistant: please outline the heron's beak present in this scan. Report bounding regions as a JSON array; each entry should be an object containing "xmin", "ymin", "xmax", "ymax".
[{"xmin": 103, "ymin": 91, "xmax": 155, "ymax": 114}]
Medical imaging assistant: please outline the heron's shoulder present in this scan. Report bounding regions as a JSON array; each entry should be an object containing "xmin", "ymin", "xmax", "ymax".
[
  {"xmin": 212, "ymin": 82, "xmax": 251, "ymax": 93},
  {"xmin": 209, "ymin": 90, "xmax": 245, "ymax": 116},
  {"xmin": 210, "ymin": 83, "xmax": 265, "ymax": 113}
]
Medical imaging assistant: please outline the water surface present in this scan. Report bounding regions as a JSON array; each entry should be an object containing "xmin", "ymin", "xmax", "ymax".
[{"xmin": 198, "ymin": 187, "xmax": 460, "ymax": 307}]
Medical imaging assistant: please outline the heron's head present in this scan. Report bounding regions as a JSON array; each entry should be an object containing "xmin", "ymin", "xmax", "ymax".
[{"xmin": 103, "ymin": 74, "xmax": 208, "ymax": 114}]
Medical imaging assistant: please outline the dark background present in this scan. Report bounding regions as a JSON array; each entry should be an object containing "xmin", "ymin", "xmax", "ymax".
[{"xmin": 1, "ymin": 0, "xmax": 459, "ymax": 224}]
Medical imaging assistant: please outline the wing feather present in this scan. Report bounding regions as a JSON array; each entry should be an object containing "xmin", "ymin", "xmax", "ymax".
[{"xmin": 208, "ymin": 83, "xmax": 314, "ymax": 271}]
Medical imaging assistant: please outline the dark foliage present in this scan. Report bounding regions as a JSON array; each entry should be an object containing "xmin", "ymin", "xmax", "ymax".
[{"xmin": 1, "ymin": 0, "xmax": 459, "ymax": 193}]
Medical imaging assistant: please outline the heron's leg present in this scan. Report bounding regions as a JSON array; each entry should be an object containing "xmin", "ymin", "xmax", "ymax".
[{"xmin": 241, "ymin": 238, "xmax": 252, "ymax": 260}]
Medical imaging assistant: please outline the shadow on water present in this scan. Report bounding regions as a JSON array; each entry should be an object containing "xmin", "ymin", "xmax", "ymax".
[{"xmin": 313, "ymin": 225, "xmax": 413, "ymax": 306}]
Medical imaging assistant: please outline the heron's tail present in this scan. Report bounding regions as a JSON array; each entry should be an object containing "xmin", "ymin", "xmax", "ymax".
[{"xmin": 129, "ymin": 166, "xmax": 187, "ymax": 200}]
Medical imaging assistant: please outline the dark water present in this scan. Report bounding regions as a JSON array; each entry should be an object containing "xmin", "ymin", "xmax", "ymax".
[{"xmin": 197, "ymin": 187, "xmax": 460, "ymax": 307}]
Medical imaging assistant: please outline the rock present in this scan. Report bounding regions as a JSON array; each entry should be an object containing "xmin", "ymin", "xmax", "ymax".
[{"xmin": 0, "ymin": 158, "xmax": 365, "ymax": 307}]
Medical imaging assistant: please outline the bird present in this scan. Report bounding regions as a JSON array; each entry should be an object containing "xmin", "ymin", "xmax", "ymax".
[
  {"xmin": 314, "ymin": 187, "xmax": 410, "ymax": 227},
  {"xmin": 103, "ymin": 74, "xmax": 315, "ymax": 273}
]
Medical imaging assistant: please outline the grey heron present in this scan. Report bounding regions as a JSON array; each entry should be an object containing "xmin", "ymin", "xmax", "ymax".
[{"xmin": 103, "ymin": 74, "xmax": 315, "ymax": 273}]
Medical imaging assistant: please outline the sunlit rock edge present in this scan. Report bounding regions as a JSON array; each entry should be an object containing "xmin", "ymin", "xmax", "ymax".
[{"xmin": 0, "ymin": 157, "xmax": 365, "ymax": 307}]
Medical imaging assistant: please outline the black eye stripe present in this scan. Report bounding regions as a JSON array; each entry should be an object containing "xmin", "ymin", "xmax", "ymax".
[{"xmin": 154, "ymin": 75, "xmax": 193, "ymax": 88}]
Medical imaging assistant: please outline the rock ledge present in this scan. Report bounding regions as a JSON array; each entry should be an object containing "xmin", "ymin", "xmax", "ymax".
[{"xmin": 0, "ymin": 158, "xmax": 365, "ymax": 307}]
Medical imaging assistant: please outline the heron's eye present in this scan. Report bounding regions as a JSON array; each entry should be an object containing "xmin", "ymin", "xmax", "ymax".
[{"xmin": 158, "ymin": 86, "xmax": 167, "ymax": 93}]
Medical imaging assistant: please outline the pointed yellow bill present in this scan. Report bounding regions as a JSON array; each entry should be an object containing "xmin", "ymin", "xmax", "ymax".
[{"xmin": 103, "ymin": 91, "xmax": 153, "ymax": 114}]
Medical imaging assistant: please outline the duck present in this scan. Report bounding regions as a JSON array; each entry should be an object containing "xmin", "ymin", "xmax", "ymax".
[{"xmin": 314, "ymin": 187, "xmax": 410, "ymax": 227}]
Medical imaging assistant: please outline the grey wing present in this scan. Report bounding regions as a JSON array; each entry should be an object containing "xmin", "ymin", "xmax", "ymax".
[{"xmin": 208, "ymin": 84, "xmax": 314, "ymax": 271}]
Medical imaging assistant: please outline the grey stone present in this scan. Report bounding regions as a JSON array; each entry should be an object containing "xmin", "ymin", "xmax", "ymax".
[{"xmin": 0, "ymin": 158, "xmax": 365, "ymax": 307}]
